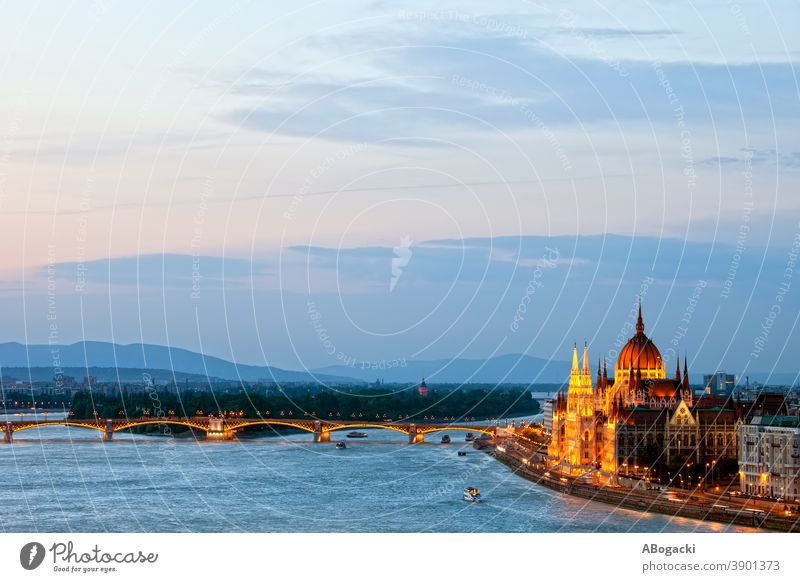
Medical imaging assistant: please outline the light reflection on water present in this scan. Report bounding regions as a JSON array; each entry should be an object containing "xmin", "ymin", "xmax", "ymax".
[{"xmin": 0, "ymin": 424, "xmax": 760, "ymax": 533}]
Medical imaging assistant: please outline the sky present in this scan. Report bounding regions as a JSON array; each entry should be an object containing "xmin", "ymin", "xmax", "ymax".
[{"xmin": 0, "ymin": 1, "xmax": 798, "ymax": 379}]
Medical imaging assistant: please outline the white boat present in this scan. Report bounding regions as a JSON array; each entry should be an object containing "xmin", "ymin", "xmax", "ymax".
[{"xmin": 463, "ymin": 487, "xmax": 481, "ymax": 502}]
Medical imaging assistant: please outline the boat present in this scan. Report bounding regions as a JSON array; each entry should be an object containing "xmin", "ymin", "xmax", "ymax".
[
  {"xmin": 457, "ymin": 451, "xmax": 467, "ymax": 457},
  {"xmin": 441, "ymin": 434, "xmax": 451, "ymax": 444},
  {"xmin": 346, "ymin": 431, "xmax": 368, "ymax": 438},
  {"xmin": 335, "ymin": 441, "xmax": 347, "ymax": 449},
  {"xmin": 463, "ymin": 487, "xmax": 481, "ymax": 502},
  {"xmin": 472, "ymin": 433, "xmax": 493, "ymax": 449},
  {"xmin": 465, "ymin": 432, "xmax": 474, "ymax": 442}
]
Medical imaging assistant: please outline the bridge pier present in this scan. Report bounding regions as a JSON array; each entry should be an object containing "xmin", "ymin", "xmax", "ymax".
[
  {"xmin": 3, "ymin": 422, "xmax": 12, "ymax": 443},
  {"xmin": 206, "ymin": 417, "xmax": 233, "ymax": 440},
  {"xmin": 408, "ymin": 424, "xmax": 424, "ymax": 444},
  {"xmin": 312, "ymin": 421, "xmax": 330, "ymax": 443},
  {"xmin": 103, "ymin": 419, "xmax": 114, "ymax": 441}
]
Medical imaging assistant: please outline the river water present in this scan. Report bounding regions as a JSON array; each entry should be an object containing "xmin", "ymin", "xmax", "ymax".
[{"xmin": 0, "ymin": 417, "xmax": 757, "ymax": 533}]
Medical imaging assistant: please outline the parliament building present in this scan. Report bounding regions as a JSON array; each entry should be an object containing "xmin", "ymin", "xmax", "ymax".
[{"xmin": 547, "ymin": 302, "xmax": 741, "ymax": 483}]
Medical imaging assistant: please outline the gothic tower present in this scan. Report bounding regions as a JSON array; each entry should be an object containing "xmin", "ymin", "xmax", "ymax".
[{"xmin": 564, "ymin": 343, "xmax": 596, "ymax": 471}]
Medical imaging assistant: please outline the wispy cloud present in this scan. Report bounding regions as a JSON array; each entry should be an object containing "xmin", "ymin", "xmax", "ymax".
[
  {"xmin": 556, "ymin": 27, "xmax": 679, "ymax": 39},
  {"xmin": 218, "ymin": 26, "xmax": 799, "ymax": 143},
  {"xmin": 41, "ymin": 254, "xmax": 270, "ymax": 290},
  {"xmin": 288, "ymin": 233, "xmax": 782, "ymax": 289},
  {"xmin": 701, "ymin": 148, "xmax": 800, "ymax": 169}
]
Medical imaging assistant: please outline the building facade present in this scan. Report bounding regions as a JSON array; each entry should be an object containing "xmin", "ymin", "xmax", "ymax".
[
  {"xmin": 548, "ymin": 302, "xmax": 740, "ymax": 482},
  {"xmin": 703, "ymin": 371, "xmax": 736, "ymax": 397},
  {"xmin": 739, "ymin": 416, "xmax": 800, "ymax": 501}
]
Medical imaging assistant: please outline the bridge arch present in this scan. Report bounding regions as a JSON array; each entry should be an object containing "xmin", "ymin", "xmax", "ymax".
[
  {"xmin": 225, "ymin": 420, "xmax": 316, "ymax": 433},
  {"xmin": 416, "ymin": 426, "xmax": 495, "ymax": 436},
  {"xmin": 324, "ymin": 423, "xmax": 412, "ymax": 435},
  {"xmin": 114, "ymin": 419, "xmax": 209, "ymax": 432},
  {"xmin": 11, "ymin": 421, "xmax": 105, "ymax": 433}
]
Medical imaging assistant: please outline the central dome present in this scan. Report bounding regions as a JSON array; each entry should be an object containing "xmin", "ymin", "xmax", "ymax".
[{"xmin": 616, "ymin": 303, "xmax": 665, "ymax": 376}]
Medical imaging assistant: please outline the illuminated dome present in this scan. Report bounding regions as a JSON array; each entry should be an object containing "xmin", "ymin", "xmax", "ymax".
[{"xmin": 615, "ymin": 303, "xmax": 666, "ymax": 379}]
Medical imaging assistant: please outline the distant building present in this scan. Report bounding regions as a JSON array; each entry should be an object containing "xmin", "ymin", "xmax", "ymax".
[
  {"xmin": 739, "ymin": 415, "xmax": 800, "ymax": 501},
  {"xmin": 704, "ymin": 371, "xmax": 736, "ymax": 397},
  {"xmin": 542, "ymin": 399, "xmax": 554, "ymax": 433},
  {"xmin": 418, "ymin": 378, "xmax": 428, "ymax": 398},
  {"xmin": 748, "ymin": 392, "xmax": 790, "ymax": 416}
]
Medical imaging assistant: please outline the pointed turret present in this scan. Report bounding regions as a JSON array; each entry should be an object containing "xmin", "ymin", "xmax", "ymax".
[
  {"xmin": 635, "ymin": 365, "xmax": 644, "ymax": 396},
  {"xmin": 636, "ymin": 297, "xmax": 645, "ymax": 335},
  {"xmin": 674, "ymin": 353, "xmax": 681, "ymax": 381},
  {"xmin": 682, "ymin": 356, "xmax": 690, "ymax": 393},
  {"xmin": 582, "ymin": 341, "xmax": 590, "ymax": 374},
  {"xmin": 596, "ymin": 357, "xmax": 603, "ymax": 389},
  {"xmin": 571, "ymin": 343, "xmax": 579, "ymax": 373}
]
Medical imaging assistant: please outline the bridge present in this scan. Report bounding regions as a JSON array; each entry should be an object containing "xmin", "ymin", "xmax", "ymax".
[{"xmin": 1, "ymin": 417, "xmax": 498, "ymax": 444}]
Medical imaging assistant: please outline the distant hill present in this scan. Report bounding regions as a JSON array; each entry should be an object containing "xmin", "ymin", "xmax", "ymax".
[
  {"xmin": 0, "ymin": 366, "xmax": 225, "ymax": 384},
  {"xmin": 0, "ymin": 342, "xmax": 571, "ymax": 386},
  {"xmin": 0, "ymin": 342, "xmax": 352, "ymax": 384},
  {"xmin": 312, "ymin": 353, "xmax": 572, "ymax": 384},
  {"xmin": 1, "ymin": 341, "xmax": 776, "ymax": 387}
]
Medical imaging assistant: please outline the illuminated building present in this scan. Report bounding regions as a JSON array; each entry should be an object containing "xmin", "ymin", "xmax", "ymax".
[
  {"xmin": 739, "ymin": 416, "xmax": 800, "ymax": 501},
  {"xmin": 418, "ymin": 378, "xmax": 428, "ymax": 398},
  {"xmin": 704, "ymin": 371, "xmax": 736, "ymax": 396},
  {"xmin": 548, "ymin": 302, "xmax": 738, "ymax": 482}
]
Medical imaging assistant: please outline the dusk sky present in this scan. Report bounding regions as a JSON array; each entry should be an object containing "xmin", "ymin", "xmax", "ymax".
[{"xmin": 1, "ymin": 1, "xmax": 798, "ymax": 379}]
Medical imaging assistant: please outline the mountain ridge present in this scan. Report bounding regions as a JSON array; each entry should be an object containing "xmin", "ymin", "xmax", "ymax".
[{"xmin": 0, "ymin": 341, "xmax": 788, "ymax": 385}]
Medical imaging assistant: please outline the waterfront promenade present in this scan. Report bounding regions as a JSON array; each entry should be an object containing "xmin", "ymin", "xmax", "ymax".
[{"xmin": 489, "ymin": 434, "xmax": 800, "ymax": 532}]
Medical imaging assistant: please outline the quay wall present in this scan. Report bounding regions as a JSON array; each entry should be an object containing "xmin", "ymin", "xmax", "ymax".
[{"xmin": 490, "ymin": 447, "xmax": 799, "ymax": 532}]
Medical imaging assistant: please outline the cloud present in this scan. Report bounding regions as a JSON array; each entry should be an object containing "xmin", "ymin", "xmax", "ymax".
[
  {"xmin": 41, "ymin": 254, "xmax": 270, "ymax": 290},
  {"xmin": 287, "ymin": 233, "xmax": 782, "ymax": 290},
  {"xmin": 557, "ymin": 27, "xmax": 679, "ymax": 39},
  {"xmin": 700, "ymin": 148, "xmax": 800, "ymax": 169},
  {"xmin": 217, "ymin": 24, "xmax": 799, "ymax": 143}
]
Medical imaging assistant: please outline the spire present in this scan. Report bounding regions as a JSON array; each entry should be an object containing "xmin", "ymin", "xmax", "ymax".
[
  {"xmin": 636, "ymin": 297, "xmax": 645, "ymax": 335},
  {"xmin": 582, "ymin": 341, "xmax": 590, "ymax": 373},
  {"xmin": 603, "ymin": 359, "xmax": 607, "ymax": 380},
  {"xmin": 571, "ymin": 343, "xmax": 579, "ymax": 372},
  {"xmin": 682, "ymin": 356, "xmax": 690, "ymax": 393},
  {"xmin": 596, "ymin": 357, "xmax": 602, "ymax": 388},
  {"xmin": 674, "ymin": 353, "xmax": 681, "ymax": 381}
]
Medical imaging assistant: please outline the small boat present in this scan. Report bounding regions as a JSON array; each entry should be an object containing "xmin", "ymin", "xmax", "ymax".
[
  {"xmin": 441, "ymin": 434, "xmax": 451, "ymax": 444},
  {"xmin": 463, "ymin": 487, "xmax": 481, "ymax": 502},
  {"xmin": 335, "ymin": 441, "xmax": 347, "ymax": 449},
  {"xmin": 346, "ymin": 431, "xmax": 368, "ymax": 438},
  {"xmin": 465, "ymin": 432, "xmax": 474, "ymax": 442},
  {"xmin": 457, "ymin": 451, "xmax": 467, "ymax": 456}
]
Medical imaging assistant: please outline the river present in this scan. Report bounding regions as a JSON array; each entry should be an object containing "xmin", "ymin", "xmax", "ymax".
[{"xmin": 0, "ymin": 415, "xmax": 757, "ymax": 533}]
